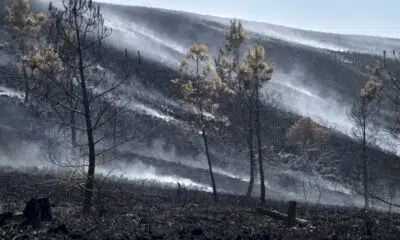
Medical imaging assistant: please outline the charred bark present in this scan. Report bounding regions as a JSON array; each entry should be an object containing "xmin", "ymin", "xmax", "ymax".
[
  {"xmin": 255, "ymin": 81, "xmax": 266, "ymax": 205},
  {"xmin": 246, "ymin": 100, "xmax": 256, "ymax": 197}
]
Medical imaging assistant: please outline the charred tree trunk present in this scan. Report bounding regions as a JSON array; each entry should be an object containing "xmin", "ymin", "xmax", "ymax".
[
  {"xmin": 202, "ymin": 127, "xmax": 218, "ymax": 202},
  {"xmin": 246, "ymin": 100, "xmax": 256, "ymax": 197},
  {"xmin": 196, "ymin": 58, "xmax": 217, "ymax": 202},
  {"xmin": 70, "ymin": 112, "xmax": 77, "ymax": 147},
  {"xmin": 23, "ymin": 64, "xmax": 29, "ymax": 104},
  {"xmin": 255, "ymin": 81, "xmax": 266, "ymax": 205},
  {"xmin": 113, "ymin": 107, "xmax": 117, "ymax": 156},
  {"xmin": 287, "ymin": 201, "xmax": 297, "ymax": 227},
  {"xmin": 73, "ymin": 14, "xmax": 96, "ymax": 213},
  {"xmin": 362, "ymin": 100, "xmax": 369, "ymax": 210},
  {"xmin": 361, "ymin": 98, "xmax": 371, "ymax": 235},
  {"xmin": 20, "ymin": 41, "xmax": 29, "ymax": 104},
  {"xmin": 69, "ymin": 81, "xmax": 77, "ymax": 149},
  {"xmin": 81, "ymin": 69, "xmax": 96, "ymax": 214}
]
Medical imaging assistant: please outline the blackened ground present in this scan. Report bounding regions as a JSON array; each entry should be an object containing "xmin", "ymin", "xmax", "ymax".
[{"xmin": 0, "ymin": 168, "xmax": 399, "ymax": 240}]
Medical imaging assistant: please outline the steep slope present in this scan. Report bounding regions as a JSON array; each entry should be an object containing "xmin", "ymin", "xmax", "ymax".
[
  {"xmin": 91, "ymin": 2, "xmax": 400, "ymax": 156},
  {"xmin": 94, "ymin": 2, "xmax": 398, "ymax": 142},
  {"xmin": 0, "ymin": 0, "xmax": 399, "ymax": 207}
]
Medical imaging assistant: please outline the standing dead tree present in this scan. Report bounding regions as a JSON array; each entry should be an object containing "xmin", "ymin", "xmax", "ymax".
[{"xmin": 24, "ymin": 0, "xmax": 137, "ymax": 213}]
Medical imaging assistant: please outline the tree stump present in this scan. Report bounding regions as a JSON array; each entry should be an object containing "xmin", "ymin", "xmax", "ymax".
[
  {"xmin": 38, "ymin": 197, "xmax": 52, "ymax": 222},
  {"xmin": 287, "ymin": 200, "xmax": 297, "ymax": 227},
  {"xmin": 364, "ymin": 210, "xmax": 372, "ymax": 236},
  {"xmin": 23, "ymin": 198, "xmax": 41, "ymax": 228},
  {"xmin": 23, "ymin": 197, "xmax": 53, "ymax": 228}
]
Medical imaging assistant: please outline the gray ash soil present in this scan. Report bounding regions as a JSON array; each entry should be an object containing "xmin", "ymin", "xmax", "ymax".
[{"xmin": 0, "ymin": 168, "xmax": 399, "ymax": 240}]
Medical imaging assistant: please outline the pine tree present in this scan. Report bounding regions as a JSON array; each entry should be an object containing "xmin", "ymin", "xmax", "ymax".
[
  {"xmin": 25, "ymin": 0, "xmax": 136, "ymax": 213},
  {"xmin": 172, "ymin": 44, "xmax": 230, "ymax": 202},
  {"xmin": 349, "ymin": 62, "xmax": 382, "ymax": 235},
  {"xmin": 4, "ymin": 0, "xmax": 47, "ymax": 103},
  {"xmin": 214, "ymin": 20, "xmax": 260, "ymax": 197},
  {"xmin": 239, "ymin": 45, "xmax": 273, "ymax": 205}
]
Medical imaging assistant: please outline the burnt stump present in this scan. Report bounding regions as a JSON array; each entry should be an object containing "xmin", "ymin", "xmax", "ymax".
[{"xmin": 23, "ymin": 197, "xmax": 52, "ymax": 228}]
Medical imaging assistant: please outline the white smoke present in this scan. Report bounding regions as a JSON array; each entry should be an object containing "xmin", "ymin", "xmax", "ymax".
[
  {"xmin": 267, "ymin": 66, "xmax": 399, "ymax": 154},
  {"xmin": 0, "ymin": 86, "xmax": 24, "ymax": 99},
  {"xmin": 241, "ymin": 23, "xmax": 350, "ymax": 52},
  {"xmin": 96, "ymin": 161, "xmax": 213, "ymax": 192},
  {"xmin": 34, "ymin": 0, "xmax": 400, "ymax": 56}
]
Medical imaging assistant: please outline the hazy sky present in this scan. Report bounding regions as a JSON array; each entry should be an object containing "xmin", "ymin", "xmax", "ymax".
[{"xmin": 94, "ymin": 0, "xmax": 399, "ymax": 38}]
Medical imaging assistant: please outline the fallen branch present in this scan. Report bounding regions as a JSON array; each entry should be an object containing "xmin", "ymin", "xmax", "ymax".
[
  {"xmin": 256, "ymin": 207, "xmax": 308, "ymax": 227},
  {"xmin": 369, "ymin": 193, "xmax": 400, "ymax": 209}
]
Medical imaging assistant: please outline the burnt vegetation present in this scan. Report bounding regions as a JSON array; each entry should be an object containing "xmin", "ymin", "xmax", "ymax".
[{"xmin": 0, "ymin": 0, "xmax": 400, "ymax": 239}]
